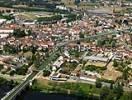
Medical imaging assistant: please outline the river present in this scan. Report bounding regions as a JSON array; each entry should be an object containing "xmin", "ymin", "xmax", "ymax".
[{"xmin": 15, "ymin": 91, "xmax": 99, "ymax": 100}]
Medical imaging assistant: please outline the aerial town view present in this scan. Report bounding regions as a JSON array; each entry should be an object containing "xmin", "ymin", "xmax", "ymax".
[{"xmin": 0, "ymin": 0, "xmax": 132, "ymax": 100}]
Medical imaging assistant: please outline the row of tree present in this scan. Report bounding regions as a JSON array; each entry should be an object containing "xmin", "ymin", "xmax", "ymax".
[
  {"xmin": 37, "ymin": 15, "xmax": 62, "ymax": 23},
  {"xmin": 96, "ymin": 79, "xmax": 124, "ymax": 100}
]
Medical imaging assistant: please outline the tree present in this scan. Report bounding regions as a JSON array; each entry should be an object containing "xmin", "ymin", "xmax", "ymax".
[
  {"xmin": 100, "ymin": 86, "xmax": 110, "ymax": 100},
  {"xmin": 3, "ymin": 44, "xmax": 18, "ymax": 54},
  {"xmin": 106, "ymin": 91, "xmax": 115, "ymax": 100},
  {"xmin": 123, "ymin": 69, "xmax": 128, "ymax": 80},
  {"xmin": 43, "ymin": 70, "xmax": 51, "ymax": 77},
  {"xmin": 113, "ymin": 83, "xmax": 123, "ymax": 99},
  {"xmin": 9, "ymin": 70, "xmax": 15, "ymax": 76},
  {"xmin": 0, "ymin": 64, "xmax": 4, "ymax": 71},
  {"xmin": 120, "ymin": 92, "xmax": 132, "ymax": 100},
  {"xmin": 113, "ymin": 59, "xmax": 118, "ymax": 67},
  {"xmin": 13, "ymin": 29, "xmax": 32, "ymax": 38},
  {"xmin": 0, "ymin": 77, "xmax": 7, "ymax": 85},
  {"xmin": 96, "ymin": 39, "xmax": 105, "ymax": 47},
  {"xmin": 110, "ymin": 83, "xmax": 113, "ymax": 89},
  {"xmin": 79, "ymin": 33, "xmax": 84, "ymax": 38},
  {"xmin": 37, "ymin": 15, "xmax": 62, "ymax": 23},
  {"xmin": 74, "ymin": 0, "xmax": 80, "ymax": 5},
  {"xmin": 111, "ymin": 41, "xmax": 116, "ymax": 48},
  {"xmin": 96, "ymin": 79, "xmax": 102, "ymax": 88},
  {"xmin": 16, "ymin": 64, "xmax": 29, "ymax": 75}
]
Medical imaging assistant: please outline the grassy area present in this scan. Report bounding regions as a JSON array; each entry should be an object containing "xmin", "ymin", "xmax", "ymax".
[
  {"xmin": 60, "ymin": 61, "xmax": 78, "ymax": 74},
  {"xmin": 120, "ymin": 92, "xmax": 132, "ymax": 100},
  {"xmin": 84, "ymin": 65, "xmax": 107, "ymax": 73},
  {"xmin": 32, "ymin": 78, "xmax": 100, "ymax": 96},
  {"xmin": 16, "ymin": 12, "xmax": 54, "ymax": 20},
  {"xmin": 85, "ymin": 61, "xmax": 106, "ymax": 68},
  {"xmin": 31, "ymin": 78, "xmax": 128, "ymax": 100},
  {"xmin": 79, "ymin": 2, "xmax": 98, "ymax": 6}
]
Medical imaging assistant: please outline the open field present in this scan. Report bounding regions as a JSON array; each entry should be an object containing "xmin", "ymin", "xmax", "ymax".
[
  {"xmin": 102, "ymin": 69, "xmax": 122, "ymax": 81},
  {"xmin": 15, "ymin": 12, "xmax": 54, "ymax": 20},
  {"xmin": 101, "ymin": 62, "xmax": 122, "ymax": 81},
  {"xmin": 85, "ymin": 61, "xmax": 106, "ymax": 68}
]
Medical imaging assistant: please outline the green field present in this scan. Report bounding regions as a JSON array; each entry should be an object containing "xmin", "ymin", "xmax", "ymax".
[{"xmin": 32, "ymin": 78, "xmax": 100, "ymax": 96}]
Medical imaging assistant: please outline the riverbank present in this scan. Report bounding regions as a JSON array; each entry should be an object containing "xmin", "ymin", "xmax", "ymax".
[
  {"xmin": 31, "ymin": 78, "xmax": 100, "ymax": 96},
  {"xmin": 14, "ymin": 78, "xmax": 100, "ymax": 100},
  {"xmin": 1, "ymin": 77, "xmax": 131, "ymax": 100},
  {"xmin": 25, "ymin": 78, "xmax": 132, "ymax": 100}
]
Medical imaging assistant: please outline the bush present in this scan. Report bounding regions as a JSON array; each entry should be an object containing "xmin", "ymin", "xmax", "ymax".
[
  {"xmin": 13, "ymin": 29, "xmax": 32, "ymax": 38},
  {"xmin": 95, "ymin": 79, "xmax": 102, "ymax": 88},
  {"xmin": 85, "ymin": 65, "xmax": 106, "ymax": 72},
  {"xmin": 100, "ymin": 79, "xmax": 114, "ymax": 84},
  {"xmin": 43, "ymin": 70, "xmax": 51, "ymax": 77},
  {"xmin": 37, "ymin": 15, "xmax": 62, "ymax": 22}
]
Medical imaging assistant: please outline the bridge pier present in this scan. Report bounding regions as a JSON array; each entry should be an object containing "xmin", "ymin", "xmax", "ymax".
[{"xmin": 29, "ymin": 80, "xmax": 33, "ymax": 86}]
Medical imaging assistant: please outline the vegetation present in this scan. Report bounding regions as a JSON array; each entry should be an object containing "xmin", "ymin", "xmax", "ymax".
[
  {"xmin": 15, "ymin": 64, "xmax": 29, "ymax": 75},
  {"xmin": 0, "ymin": 0, "xmax": 13, "ymax": 7},
  {"xmin": 0, "ymin": 77, "xmax": 7, "ymax": 85},
  {"xmin": 120, "ymin": 92, "xmax": 132, "ymax": 100},
  {"xmin": 0, "ymin": 77, "xmax": 17, "ymax": 87},
  {"xmin": 31, "ymin": 79, "xmax": 126, "ymax": 100},
  {"xmin": 113, "ymin": 83, "xmax": 124, "ymax": 100},
  {"xmin": 95, "ymin": 79, "xmax": 102, "ymax": 88},
  {"xmin": 9, "ymin": 70, "xmax": 16, "ymax": 76},
  {"xmin": 0, "ymin": 64, "xmax": 4, "ymax": 71},
  {"xmin": 85, "ymin": 65, "xmax": 106, "ymax": 72},
  {"xmin": 112, "ymin": 59, "xmax": 131, "ymax": 81},
  {"xmin": 3, "ymin": 44, "xmax": 19, "ymax": 54},
  {"xmin": 32, "ymin": 79, "xmax": 101, "ymax": 96},
  {"xmin": 0, "ymin": 13, "xmax": 14, "ymax": 20},
  {"xmin": 13, "ymin": 7, "xmax": 70, "ymax": 14},
  {"xmin": 60, "ymin": 61, "xmax": 78, "ymax": 74},
  {"xmin": 113, "ymin": 59, "xmax": 119, "ymax": 67},
  {"xmin": 65, "ymin": 14, "xmax": 82, "ymax": 22},
  {"xmin": 79, "ymin": 32, "xmax": 85, "ymax": 38},
  {"xmin": 69, "ymin": 49, "xmax": 83, "ymax": 58},
  {"xmin": 37, "ymin": 15, "xmax": 62, "ymax": 23},
  {"xmin": 100, "ymin": 78, "xmax": 114, "ymax": 84},
  {"xmin": 96, "ymin": 38, "xmax": 116, "ymax": 48},
  {"xmin": 13, "ymin": 29, "xmax": 32, "ymax": 38},
  {"xmin": 43, "ymin": 70, "xmax": 51, "ymax": 77},
  {"xmin": 99, "ymin": 82, "xmax": 123, "ymax": 100}
]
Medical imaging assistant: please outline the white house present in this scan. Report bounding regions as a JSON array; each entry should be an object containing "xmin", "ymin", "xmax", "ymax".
[
  {"xmin": 0, "ymin": 29, "xmax": 14, "ymax": 33},
  {"xmin": 56, "ymin": 5, "xmax": 68, "ymax": 11},
  {"xmin": 0, "ymin": 34, "xmax": 9, "ymax": 38},
  {"xmin": 0, "ymin": 29, "xmax": 14, "ymax": 38},
  {"xmin": 53, "ymin": 56, "xmax": 64, "ymax": 68},
  {"xmin": 0, "ymin": 19, "xmax": 6, "ymax": 24}
]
